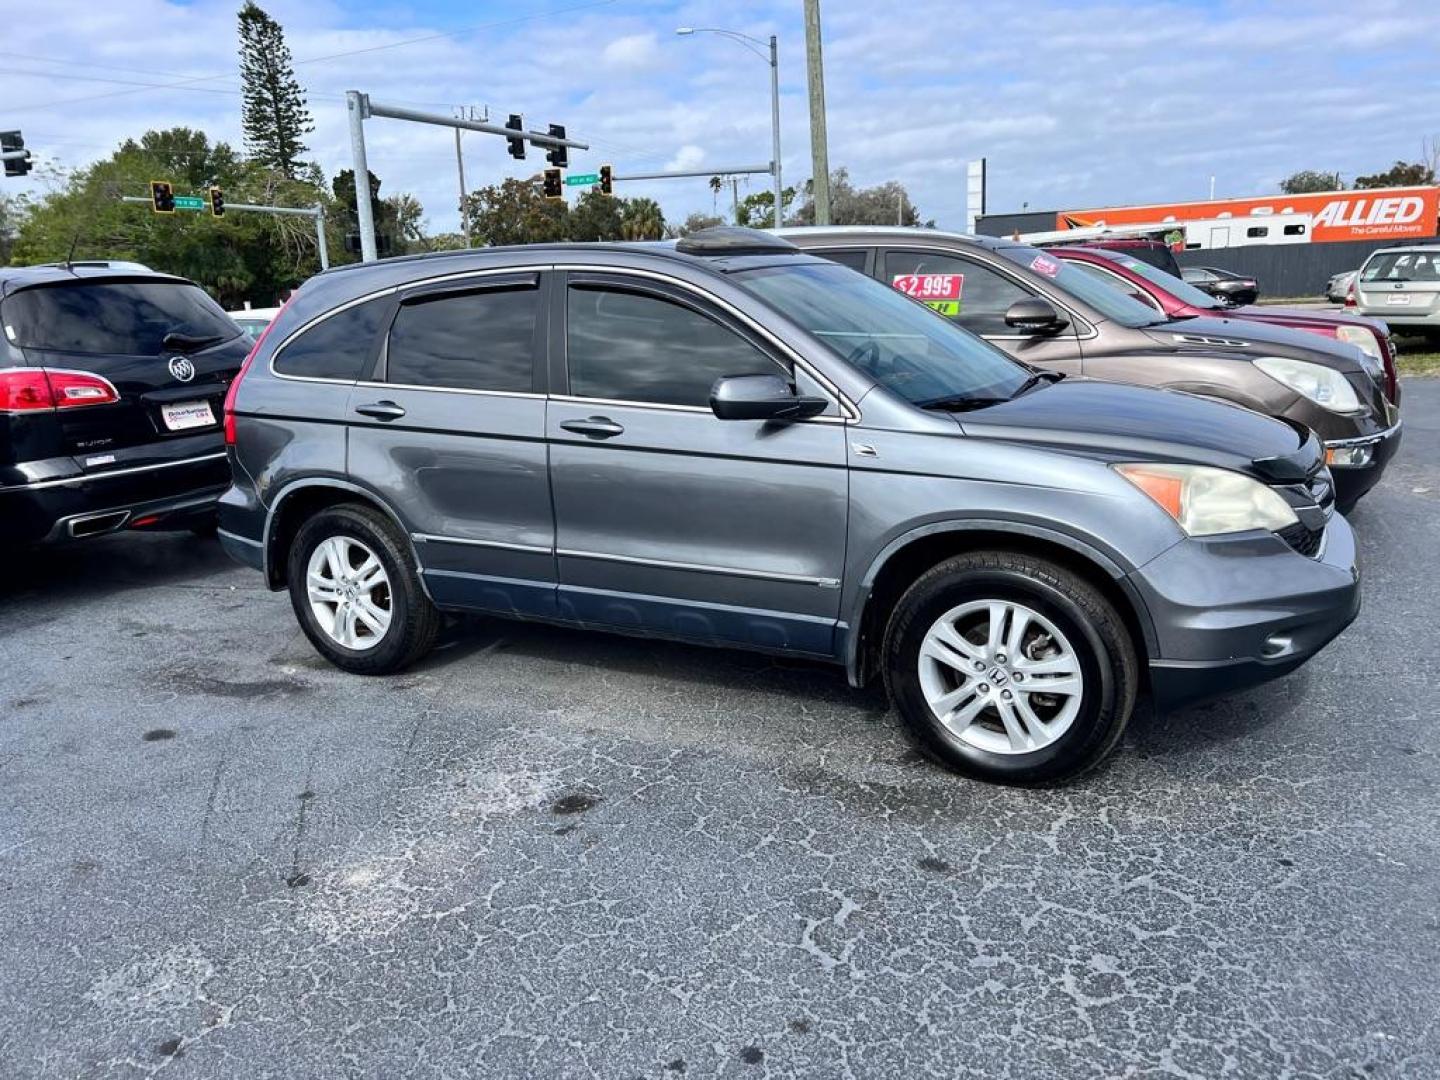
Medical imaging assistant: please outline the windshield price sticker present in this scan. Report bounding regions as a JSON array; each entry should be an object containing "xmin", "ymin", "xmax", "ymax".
[
  {"xmin": 1030, "ymin": 254, "xmax": 1062, "ymax": 278},
  {"xmin": 891, "ymin": 273, "xmax": 964, "ymax": 301},
  {"xmin": 891, "ymin": 273, "xmax": 963, "ymax": 316}
]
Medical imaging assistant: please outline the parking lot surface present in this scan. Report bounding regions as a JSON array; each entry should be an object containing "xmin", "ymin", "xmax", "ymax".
[{"xmin": 1, "ymin": 382, "xmax": 1437, "ymax": 1080}]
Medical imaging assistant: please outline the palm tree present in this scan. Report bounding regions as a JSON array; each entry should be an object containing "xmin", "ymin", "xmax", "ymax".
[
  {"xmin": 621, "ymin": 197, "xmax": 665, "ymax": 241},
  {"xmin": 709, "ymin": 175, "xmax": 723, "ymax": 215}
]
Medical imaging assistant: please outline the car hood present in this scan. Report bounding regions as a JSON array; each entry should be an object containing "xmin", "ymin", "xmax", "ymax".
[
  {"xmin": 1142, "ymin": 313, "xmax": 1367, "ymax": 371},
  {"xmin": 1223, "ymin": 304, "xmax": 1389, "ymax": 336},
  {"xmin": 958, "ymin": 379, "xmax": 1317, "ymax": 481}
]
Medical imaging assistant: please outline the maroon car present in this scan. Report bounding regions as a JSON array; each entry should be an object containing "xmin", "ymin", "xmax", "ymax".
[{"xmin": 1052, "ymin": 245, "xmax": 1399, "ymax": 404}]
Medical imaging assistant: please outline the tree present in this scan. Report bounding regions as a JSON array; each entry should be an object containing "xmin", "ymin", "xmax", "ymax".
[
  {"xmin": 619, "ymin": 197, "xmax": 665, "ymax": 240},
  {"xmin": 464, "ymin": 179, "xmax": 569, "ymax": 246},
  {"xmin": 667, "ymin": 212, "xmax": 725, "ymax": 238},
  {"xmin": 10, "ymin": 128, "xmax": 333, "ymax": 306},
  {"xmin": 735, "ymin": 186, "xmax": 798, "ymax": 228},
  {"xmin": 238, "ymin": 1, "xmax": 314, "ymax": 178},
  {"xmin": 330, "ymin": 169, "xmax": 427, "ymax": 256},
  {"xmin": 791, "ymin": 168, "xmax": 927, "ymax": 226},
  {"xmin": 1354, "ymin": 161, "xmax": 1435, "ymax": 189},
  {"xmin": 1280, "ymin": 170, "xmax": 1342, "ymax": 194},
  {"xmin": 568, "ymin": 188, "xmax": 626, "ymax": 241},
  {"xmin": 0, "ymin": 192, "xmax": 28, "ymax": 266}
]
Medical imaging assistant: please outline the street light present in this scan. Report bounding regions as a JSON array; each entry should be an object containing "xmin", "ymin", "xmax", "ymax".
[{"xmin": 676, "ymin": 27, "xmax": 783, "ymax": 229}]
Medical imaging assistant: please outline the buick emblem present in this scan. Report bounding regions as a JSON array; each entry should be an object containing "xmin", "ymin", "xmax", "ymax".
[{"xmin": 168, "ymin": 355, "xmax": 196, "ymax": 382}]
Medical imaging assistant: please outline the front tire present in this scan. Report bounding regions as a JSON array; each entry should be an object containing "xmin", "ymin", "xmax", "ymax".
[
  {"xmin": 286, "ymin": 503, "xmax": 440, "ymax": 675},
  {"xmin": 883, "ymin": 552, "xmax": 1137, "ymax": 785}
]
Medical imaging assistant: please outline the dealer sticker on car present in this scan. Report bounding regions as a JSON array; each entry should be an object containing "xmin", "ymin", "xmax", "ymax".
[{"xmin": 161, "ymin": 401, "xmax": 216, "ymax": 430}]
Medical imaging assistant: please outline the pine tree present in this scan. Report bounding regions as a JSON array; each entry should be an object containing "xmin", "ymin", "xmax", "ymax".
[{"xmin": 237, "ymin": 2, "xmax": 313, "ymax": 177}]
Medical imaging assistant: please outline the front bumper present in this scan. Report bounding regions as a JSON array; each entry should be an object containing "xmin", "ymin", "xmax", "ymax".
[
  {"xmin": 1132, "ymin": 514, "xmax": 1360, "ymax": 711},
  {"xmin": 1326, "ymin": 421, "xmax": 1403, "ymax": 510}
]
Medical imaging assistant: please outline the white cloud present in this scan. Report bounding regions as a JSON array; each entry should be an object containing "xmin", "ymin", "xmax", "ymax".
[
  {"xmin": 602, "ymin": 32, "xmax": 658, "ymax": 71},
  {"xmin": 664, "ymin": 144, "xmax": 706, "ymax": 171}
]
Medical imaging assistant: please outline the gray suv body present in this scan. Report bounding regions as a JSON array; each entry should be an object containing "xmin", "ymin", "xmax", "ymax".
[{"xmin": 219, "ymin": 230, "xmax": 1359, "ymax": 784}]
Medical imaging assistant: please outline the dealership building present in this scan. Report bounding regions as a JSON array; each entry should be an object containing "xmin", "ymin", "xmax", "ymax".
[{"xmin": 976, "ymin": 186, "xmax": 1440, "ymax": 297}]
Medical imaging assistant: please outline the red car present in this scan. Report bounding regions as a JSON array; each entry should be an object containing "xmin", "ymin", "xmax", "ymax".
[{"xmin": 1052, "ymin": 245, "xmax": 1399, "ymax": 403}]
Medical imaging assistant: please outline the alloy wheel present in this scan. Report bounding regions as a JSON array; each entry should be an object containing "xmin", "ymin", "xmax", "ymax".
[{"xmin": 305, "ymin": 536, "xmax": 392, "ymax": 651}]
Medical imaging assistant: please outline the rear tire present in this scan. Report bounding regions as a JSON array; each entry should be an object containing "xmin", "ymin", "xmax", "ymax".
[
  {"xmin": 286, "ymin": 503, "xmax": 440, "ymax": 675},
  {"xmin": 882, "ymin": 551, "xmax": 1137, "ymax": 785}
]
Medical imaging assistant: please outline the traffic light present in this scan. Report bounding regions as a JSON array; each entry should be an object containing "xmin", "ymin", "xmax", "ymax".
[
  {"xmin": 1, "ymin": 131, "xmax": 31, "ymax": 178},
  {"xmin": 505, "ymin": 114, "xmax": 526, "ymax": 160},
  {"xmin": 149, "ymin": 180, "xmax": 175, "ymax": 214},
  {"xmin": 546, "ymin": 124, "xmax": 568, "ymax": 169},
  {"xmin": 209, "ymin": 186, "xmax": 225, "ymax": 217},
  {"xmin": 542, "ymin": 168, "xmax": 563, "ymax": 201},
  {"xmin": 599, "ymin": 164, "xmax": 613, "ymax": 197}
]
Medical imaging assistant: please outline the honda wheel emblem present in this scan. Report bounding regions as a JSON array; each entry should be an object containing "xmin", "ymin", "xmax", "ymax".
[{"xmin": 168, "ymin": 355, "xmax": 196, "ymax": 382}]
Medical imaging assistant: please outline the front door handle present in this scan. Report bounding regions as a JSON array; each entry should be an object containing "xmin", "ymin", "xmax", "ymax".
[
  {"xmin": 560, "ymin": 416, "xmax": 625, "ymax": 439},
  {"xmin": 355, "ymin": 400, "xmax": 406, "ymax": 421}
]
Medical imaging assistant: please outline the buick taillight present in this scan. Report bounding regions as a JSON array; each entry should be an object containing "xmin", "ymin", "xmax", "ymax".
[
  {"xmin": 224, "ymin": 300, "xmax": 289, "ymax": 445},
  {"xmin": 0, "ymin": 367, "xmax": 119, "ymax": 412}
]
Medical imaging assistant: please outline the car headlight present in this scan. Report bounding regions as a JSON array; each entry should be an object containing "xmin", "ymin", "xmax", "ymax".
[
  {"xmin": 1254, "ymin": 356, "xmax": 1361, "ymax": 413},
  {"xmin": 1334, "ymin": 324, "xmax": 1381, "ymax": 360},
  {"xmin": 1114, "ymin": 463, "xmax": 1299, "ymax": 537}
]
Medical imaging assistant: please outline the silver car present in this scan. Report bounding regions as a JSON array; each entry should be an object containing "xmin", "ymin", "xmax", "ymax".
[
  {"xmin": 1355, "ymin": 243, "xmax": 1440, "ymax": 334},
  {"xmin": 218, "ymin": 229, "xmax": 1358, "ymax": 785}
]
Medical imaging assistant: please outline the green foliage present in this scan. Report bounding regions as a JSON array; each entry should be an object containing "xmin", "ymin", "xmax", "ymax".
[
  {"xmin": 790, "ymin": 168, "xmax": 926, "ymax": 227},
  {"xmin": 9, "ymin": 127, "xmax": 335, "ymax": 306},
  {"xmin": 1354, "ymin": 161, "xmax": 1436, "ymax": 189},
  {"xmin": 331, "ymin": 169, "xmax": 424, "ymax": 256},
  {"xmin": 668, "ymin": 212, "xmax": 725, "ymax": 238},
  {"xmin": 1280, "ymin": 170, "xmax": 1343, "ymax": 195},
  {"xmin": 735, "ymin": 186, "xmax": 798, "ymax": 228},
  {"xmin": 238, "ymin": 1, "xmax": 314, "ymax": 178},
  {"xmin": 620, "ymin": 197, "xmax": 665, "ymax": 241},
  {"xmin": 0, "ymin": 192, "xmax": 28, "ymax": 266},
  {"xmin": 462, "ymin": 181, "xmax": 665, "ymax": 245}
]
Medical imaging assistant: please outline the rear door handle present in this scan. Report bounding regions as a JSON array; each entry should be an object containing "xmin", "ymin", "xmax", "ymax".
[
  {"xmin": 560, "ymin": 416, "xmax": 625, "ymax": 439},
  {"xmin": 355, "ymin": 401, "xmax": 406, "ymax": 421}
]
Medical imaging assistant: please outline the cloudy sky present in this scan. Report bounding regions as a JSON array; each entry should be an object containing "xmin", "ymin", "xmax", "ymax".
[{"xmin": 4, "ymin": 0, "xmax": 1438, "ymax": 233}]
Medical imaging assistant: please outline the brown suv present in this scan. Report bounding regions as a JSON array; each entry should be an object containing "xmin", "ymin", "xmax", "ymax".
[{"xmin": 779, "ymin": 228, "xmax": 1400, "ymax": 512}]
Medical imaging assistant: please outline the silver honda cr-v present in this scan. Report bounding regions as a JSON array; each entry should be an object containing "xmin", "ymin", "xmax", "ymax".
[{"xmin": 218, "ymin": 229, "xmax": 1359, "ymax": 784}]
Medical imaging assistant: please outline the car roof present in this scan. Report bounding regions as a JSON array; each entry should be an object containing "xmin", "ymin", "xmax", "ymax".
[
  {"xmin": 0, "ymin": 262, "xmax": 191, "ymax": 298},
  {"xmin": 772, "ymin": 225, "xmax": 1016, "ymax": 253},
  {"xmin": 1365, "ymin": 243, "xmax": 1440, "ymax": 254}
]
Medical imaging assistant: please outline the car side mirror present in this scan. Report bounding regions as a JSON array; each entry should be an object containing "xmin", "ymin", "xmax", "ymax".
[
  {"xmin": 709, "ymin": 374, "xmax": 829, "ymax": 422},
  {"xmin": 1004, "ymin": 297, "xmax": 1070, "ymax": 333}
]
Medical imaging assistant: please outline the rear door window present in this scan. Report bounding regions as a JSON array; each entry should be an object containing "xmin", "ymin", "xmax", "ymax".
[
  {"xmin": 883, "ymin": 250, "xmax": 1033, "ymax": 336},
  {"xmin": 2, "ymin": 280, "xmax": 240, "ymax": 355},
  {"xmin": 815, "ymin": 249, "xmax": 871, "ymax": 273},
  {"xmin": 565, "ymin": 284, "xmax": 784, "ymax": 407},
  {"xmin": 386, "ymin": 285, "xmax": 540, "ymax": 392}
]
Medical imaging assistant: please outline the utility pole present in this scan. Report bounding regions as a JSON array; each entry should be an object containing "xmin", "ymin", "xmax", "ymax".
[
  {"xmin": 769, "ymin": 34, "xmax": 783, "ymax": 227},
  {"xmin": 803, "ymin": 0, "xmax": 832, "ymax": 225},
  {"xmin": 455, "ymin": 128, "xmax": 470, "ymax": 246}
]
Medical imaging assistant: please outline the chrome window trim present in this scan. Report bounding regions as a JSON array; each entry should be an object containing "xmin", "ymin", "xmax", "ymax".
[
  {"xmin": 556, "ymin": 546, "xmax": 841, "ymax": 588},
  {"xmin": 0, "ymin": 451, "xmax": 227, "ymax": 492},
  {"xmin": 412, "ymin": 532, "xmax": 553, "ymax": 555},
  {"xmin": 355, "ymin": 380, "xmax": 544, "ymax": 401}
]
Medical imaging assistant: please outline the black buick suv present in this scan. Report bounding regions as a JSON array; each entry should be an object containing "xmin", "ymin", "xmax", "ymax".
[{"xmin": 0, "ymin": 263, "xmax": 250, "ymax": 547}]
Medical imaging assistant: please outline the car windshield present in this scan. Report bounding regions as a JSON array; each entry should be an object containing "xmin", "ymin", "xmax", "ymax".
[
  {"xmin": 2, "ymin": 279, "xmax": 241, "ymax": 355},
  {"xmin": 733, "ymin": 261, "xmax": 1030, "ymax": 407},
  {"xmin": 991, "ymin": 244, "xmax": 1168, "ymax": 328},
  {"xmin": 1099, "ymin": 252, "xmax": 1226, "ymax": 310},
  {"xmin": 1362, "ymin": 251, "xmax": 1440, "ymax": 283}
]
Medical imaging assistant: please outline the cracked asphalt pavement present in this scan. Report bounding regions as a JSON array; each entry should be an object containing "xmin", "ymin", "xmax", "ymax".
[{"xmin": 1, "ymin": 381, "xmax": 1437, "ymax": 1079}]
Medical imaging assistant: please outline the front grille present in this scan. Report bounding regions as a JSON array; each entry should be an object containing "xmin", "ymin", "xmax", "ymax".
[{"xmin": 1273, "ymin": 463, "xmax": 1332, "ymax": 558}]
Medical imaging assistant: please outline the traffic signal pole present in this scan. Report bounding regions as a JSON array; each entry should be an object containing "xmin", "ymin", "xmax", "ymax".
[
  {"xmin": 345, "ymin": 90, "xmax": 589, "ymax": 262},
  {"xmin": 119, "ymin": 196, "xmax": 330, "ymax": 270}
]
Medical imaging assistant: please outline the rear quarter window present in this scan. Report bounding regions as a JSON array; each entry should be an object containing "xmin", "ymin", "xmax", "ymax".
[{"xmin": 272, "ymin": 296, "xmax": 391, "ymax": 381}]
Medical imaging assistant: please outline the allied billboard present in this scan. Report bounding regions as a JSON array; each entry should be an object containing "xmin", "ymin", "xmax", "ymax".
[{"xmin": 1056, "ymin": 186, "xmax": 1440, "ymax": 244}]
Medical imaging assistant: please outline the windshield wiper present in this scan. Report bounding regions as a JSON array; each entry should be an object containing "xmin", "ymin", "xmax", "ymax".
[
  {"xmin": 162, "ymin": 330, "xmax": 227, "ymax": 353},
  {"xmin": 1012, "ymin": 370, "xmax": 1065, "ymax": 397},
  {"xmin": 919, "ymin": 394, "xmax": 1012, "ymax": 412}
]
